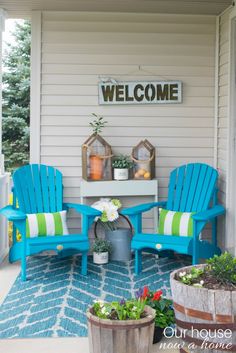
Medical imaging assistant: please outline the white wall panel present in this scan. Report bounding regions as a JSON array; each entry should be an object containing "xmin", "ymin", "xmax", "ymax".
[
  {"xmin": 218, "ymin": 10, "xmax": 229, "ymax": 205},
  {"xmin": 40, "ymin": 11, "xmax": 216, "ymax": 236}
]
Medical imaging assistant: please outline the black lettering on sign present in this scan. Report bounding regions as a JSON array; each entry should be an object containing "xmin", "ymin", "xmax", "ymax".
[
  {"xmin": 145, "ymin": 84, "xmax": 155, "ymax": 101},
  {"xmin": 116, "ymin": 85, "xmax": 124, "ymax": 101},
  {"xmin": 99, "ymin": 81, "xmax": 181, "ymax": 104},
  {"xmin": 125, "ymin": 85, "xmax": 134, "ymax": 102},
  {"xmin": 156, "ymin": 84, "xmax": 169, "ymax": 101},
  {"xmin": 170, "ymin": 84, "xmax": 178, "ymax": 100},
  {"xmin": 134, "ymin": 84, "xmax": 144, "ymax": 102},
  {"xmin": 102, "ymin": 85, "xmax": 115, "ymax": 102}
]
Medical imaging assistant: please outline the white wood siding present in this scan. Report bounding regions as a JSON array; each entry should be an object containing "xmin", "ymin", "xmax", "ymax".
[
  {"xmin": 40, "ymin": 12, "xmax": 216, "ymax": 235},
  {"xmin": 218, "ymin": 10, "xmax": 230, "ymax": 206},
  {"xmin": 217, "ymin": 9, "xmax": 230, "ymax": 249}
]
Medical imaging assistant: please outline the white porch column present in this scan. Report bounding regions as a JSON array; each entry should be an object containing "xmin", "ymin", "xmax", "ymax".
[
  {"xmin": 0, "ymin": 9, "xmax": 7, "ymax": 174},
  {"xmin": 0, "ymin": 9, "xmax": 10, "ymax": 263}
]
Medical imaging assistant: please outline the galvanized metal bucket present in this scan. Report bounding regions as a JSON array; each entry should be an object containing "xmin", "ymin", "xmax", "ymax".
[{"xmin": 105, "ymin": 228, "xmax": 132, "ymax": 261}]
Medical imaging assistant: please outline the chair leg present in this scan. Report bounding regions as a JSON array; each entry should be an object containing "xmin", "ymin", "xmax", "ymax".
[
  {"xmin": 135, "ymin": 250, "xmax": 142, "ymax": 275},
  {"xmin": 81, "ymin": 252, "xmax": 88, "ymax": 276},
  {"xmin": 192, "ymin": 220, "xmax": 200, "ymax": 265},
  {"xmin": 12, "ymin": 224, "xmax": 17, "ymax": 244},
  {"xmin": 212, "ymin": 218, "xmax": 217, "ymax": 248},
  {"xmin": 21, "ymin": 242, "xmax": 27, "ymax": 281},
  {"xmin": 192, "ymin": 247, "xmax": 199, "ymax": 265}
]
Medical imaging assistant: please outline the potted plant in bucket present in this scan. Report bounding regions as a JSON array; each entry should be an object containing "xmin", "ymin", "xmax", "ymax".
[
  {"xmin": 170, "ymin": 252, "xmax": 236, "ymax": 352},
  {"xmin": 92, "ymin": 238, "xmax": 112, "ymax": 264},
  {"xmin": 142, "ymin": 286, "xmax": 175, "ymax": 343},
  {"xmin": 87, "ymin": 288, "xmax": 156, "ymax": 353},
  {"xmin": 112, "ymin": 155, "xmax": 133, "ymax": 180},
  {"xmin": 92, "ymin": 198, "xmax": 132, "ymax": 261}
]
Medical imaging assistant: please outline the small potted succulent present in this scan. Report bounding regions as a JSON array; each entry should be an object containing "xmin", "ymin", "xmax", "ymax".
[
  {"xmin": 142, "ymin": 286, "xmax": 175, "ymax": 344},
  {"xmin": 92, "ymin": 238, "xmax": 112, "ymax": 264},
  {"xmin": 112, "ymin": 155, "xmax": 133, "ymax": 180},
  {"xmin": 87, "ymin": 288, "xmax": 156, "ymax": 353}
]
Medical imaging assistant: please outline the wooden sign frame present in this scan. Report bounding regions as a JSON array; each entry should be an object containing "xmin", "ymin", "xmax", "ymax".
[{"xmin": 98, "ymin": 81, "xmax": 182, "ymax": 105}]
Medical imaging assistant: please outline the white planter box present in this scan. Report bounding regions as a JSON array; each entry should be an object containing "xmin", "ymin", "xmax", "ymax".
[
  {"xmin": 93, "ymin": 252, "xmax": 109, "ymax": 264},
  {"xmin": 113, "ymin": 168, "xmax": 129, "ymax": 180},
  {"xmin": 0, "ymin": 173, "xmax": 10, "ymax": 263}
]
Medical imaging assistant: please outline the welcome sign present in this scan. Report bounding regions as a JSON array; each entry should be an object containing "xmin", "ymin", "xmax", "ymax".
[{"xmin": 98, "ymin": 81, "xmax": 182, "ymax": 105}]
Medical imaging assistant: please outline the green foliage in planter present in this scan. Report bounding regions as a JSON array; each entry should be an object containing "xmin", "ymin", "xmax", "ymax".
[
  {"xmin": 92, "ymin": 296, "xmax": 146, "ymax": 320},
  {"xmin": 92, "ymin": 239, "xmax": 112, "ymax": 254},
  {"xmin": 178, "ymin": 267, "xmax": 204, "ymax": 286},
  {"xmin": 112, "ymin": 155, "xmax": 133, "ymax": 169},
  {"xmin": 177, "ymin": 252, "xmax": 236, "ymax": 288},
  {"xmin": 142, "ymin": 287, "xmax": 175, "ymax": 328},
  {"xmin": 89, "ymin": 113, "xmax": 107, "ymax": 134},
  {"xmin": 206, "ymin": 252, "xmax": 236, "ymax": 286},
  {"xmin": 153, "ymin": 298, "xmax": 175, "ymax": 328}
]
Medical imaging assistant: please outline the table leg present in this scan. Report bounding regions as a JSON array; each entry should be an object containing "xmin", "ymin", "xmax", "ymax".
[{"xmin": 154, "ymin": 194, "xmax": 158, "ymax": 232}]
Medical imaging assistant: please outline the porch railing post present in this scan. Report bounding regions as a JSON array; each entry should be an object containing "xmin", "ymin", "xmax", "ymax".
[
  {"xmin": 0, "ymin": 10, "xmax": 10, "ymax": 264},
  {"xmin": 0, "ymin": 9, "xmax": 7, "ymax": 174}
]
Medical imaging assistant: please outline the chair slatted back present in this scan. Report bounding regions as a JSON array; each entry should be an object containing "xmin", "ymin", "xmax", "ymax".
[
  {"xmin": 13, "ymin": 164, "xmax": 63, "ymax": 214},
  {"xmin": 166, "ymin": 163, "xmax": 218, "ymax": 212}
]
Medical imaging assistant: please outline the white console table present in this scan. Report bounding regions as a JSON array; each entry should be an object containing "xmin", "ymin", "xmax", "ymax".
[{"xmin": 80, "ymin": 179, "xmax": 158, "ymax": 231}]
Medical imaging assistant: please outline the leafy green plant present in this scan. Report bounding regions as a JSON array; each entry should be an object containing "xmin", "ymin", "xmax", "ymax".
[
  {"xmin": 92, "ymin": 288, "xmax": 148, "ymax": 321},
  {"xmin": 206, "ymin": 252, "xmax": 236, "ymax": 286},
  {"xmin": 89, "ymin": 113, "xmax": 108, "ymax": 134},
  {"xmin": 178, "ymin": 253, "xmax": 236, "ymax": 289},
  {"xmin": 93, "ymin": 299, "xmax": 146, "ymax": 321},
  {"xmin": 142, "ymin": 287, "xmax": 175, "ymax": 328},
  {"xmin": 92, "ymin": 239, "xmax": 112, "ymax": 254},
  {"xmin": 177, "ymin": 267, "xmax": 204, "ymax": 286},
  {"xmin": 112, "ymin": 155, "xmax": 133, "ymax": 169},
  {"xmin": 154, "ymin": 299, "xmax": 175, "ymax": 328}
]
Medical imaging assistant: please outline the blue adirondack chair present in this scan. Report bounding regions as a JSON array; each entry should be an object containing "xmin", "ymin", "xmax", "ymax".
[
  {"xmin": 0, "ymin": 164, "xmax": 101, "ymax": 281},
  {"xmin": 121, "ymin": 163, "xmax": 225, "ymax": 275}
]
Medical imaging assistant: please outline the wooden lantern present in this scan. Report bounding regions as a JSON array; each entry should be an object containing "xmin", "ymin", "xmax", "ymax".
[
  {"xmin": 132, "ymin": 139, "xmax": 155, "ymax": 180},
  {"xmin": 82, "ymin": 133, "xmax": 112, "ymax": 181}
]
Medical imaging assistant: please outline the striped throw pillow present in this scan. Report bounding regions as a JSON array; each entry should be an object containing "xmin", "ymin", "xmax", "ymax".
[
  {"xmin": 26, "ymin": 210, "xmax": 69, "ymax": 238},
  {"xmin": 158, "ymin": 209, "xmax": 194, "ymax": 237}
]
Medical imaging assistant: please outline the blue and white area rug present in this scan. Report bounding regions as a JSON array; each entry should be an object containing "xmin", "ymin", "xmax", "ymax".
[{"xmin": 0, "ymin": 254, "xmax": 189, "ymax": 338}]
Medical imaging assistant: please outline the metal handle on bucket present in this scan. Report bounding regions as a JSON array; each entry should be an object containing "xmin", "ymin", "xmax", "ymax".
[{"xmin": 94, "ymin": 213, "xmax": 133, "ymax": 239}]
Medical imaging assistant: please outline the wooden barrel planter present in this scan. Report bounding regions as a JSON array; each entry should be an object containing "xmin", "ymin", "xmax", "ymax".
[
  {"xmin": 87, "ymin": 305, "xmax": 155, "ymax": 353},
  {"xmin": 170, "ymin": 265, "xmax": 236, "ymax": 353}
]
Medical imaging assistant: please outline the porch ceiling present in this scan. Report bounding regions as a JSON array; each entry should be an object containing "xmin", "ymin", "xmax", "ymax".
[{"xmin": 0, "ymin": 0, "xmax": 233, "ymax": 18}]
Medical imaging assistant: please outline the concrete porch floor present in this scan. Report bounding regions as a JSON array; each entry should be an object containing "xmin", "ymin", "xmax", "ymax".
[{"xmin": 0, "ymin": 257, "xmax": 179, "ymax": 353}]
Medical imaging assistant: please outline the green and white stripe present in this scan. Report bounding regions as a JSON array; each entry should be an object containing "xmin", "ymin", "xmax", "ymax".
[
  {"xmin": 26, "ymin": 210, "xmax": 69, "ymax": 238},
  {"xmin": 158, "ymin": 209, "xmax": 194, "ymax": 237}
]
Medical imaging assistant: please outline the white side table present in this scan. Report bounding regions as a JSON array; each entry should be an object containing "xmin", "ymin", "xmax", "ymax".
[{"xmin": 80, "ymin": 179, "xmax": 158, "ymax": 232}]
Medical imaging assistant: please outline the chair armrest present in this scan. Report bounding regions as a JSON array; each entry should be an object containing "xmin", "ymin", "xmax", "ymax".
[
  {"xmin": 192, "ymin": 205, "xmax": 225, "ymax": 222},
  {"xmin": 0, "ymin": 205, "xmax": 26, "ymax": 221},
  {"xmin": 121, "ymin": 201, "xmax": 167, "ymax": 216},
  {"xmin": 64, "ymin": 203, "xmax": 102, "ymax": 217}
]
